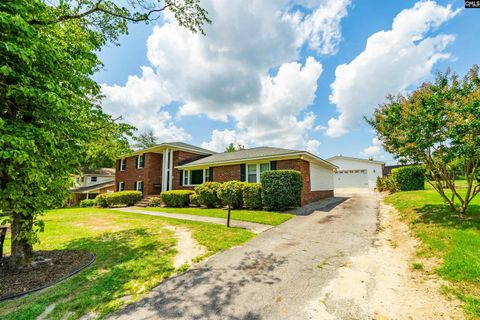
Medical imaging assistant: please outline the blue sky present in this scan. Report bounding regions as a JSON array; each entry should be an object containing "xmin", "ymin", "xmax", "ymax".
[{"xmin": 94, "ymin": 0, "xmax": 478, "ymax": 164}]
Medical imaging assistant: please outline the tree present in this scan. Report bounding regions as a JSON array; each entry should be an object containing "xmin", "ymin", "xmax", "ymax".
[
  {"xmin": 0, "ymin": 0, "xmax": 210, "ymax": 266},
  {"xmin": 225, "ymin": 143, "xmax": 245, "ymax": 152},
  {"xmin": 367, "ymin": 66, "xmax": 480, "ymax": 214},
  {"xmin": 133, "ymin": 130, "xmax": 158, "ymax": 150}
]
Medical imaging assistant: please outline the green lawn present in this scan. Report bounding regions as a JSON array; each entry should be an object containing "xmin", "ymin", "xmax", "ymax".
[
  {"xmin": 0, "ymin": 208, "xmax": 254, "ymax": 320},
  {"xmin": 140, "ymin": 207, "xmax": 293, "ymax": 226},
  {"xmin": 385, "ymin": 189, "xmax": 480, "ymax": 319}
]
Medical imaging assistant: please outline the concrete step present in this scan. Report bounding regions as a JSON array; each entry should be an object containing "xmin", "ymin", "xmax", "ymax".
[{"xmin": 135, "ymin": 195, "xmax": 159, "ymax": 207}]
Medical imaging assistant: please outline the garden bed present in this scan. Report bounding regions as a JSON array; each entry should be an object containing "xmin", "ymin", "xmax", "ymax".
[{"xmin": 0, "ymin": 250, "xmax": 95, "ymax": 301}]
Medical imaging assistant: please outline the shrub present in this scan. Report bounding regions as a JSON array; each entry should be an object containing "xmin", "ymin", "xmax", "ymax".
[
  {"xmin": 217, "ymin": 181, "xmax": 245, "ymax": 209},
  {"xmin": 194, "ymin": 182, "xmax": 221, "ymax": 208},
  {"xmin": 189, "ymin": 193, "xmax": 200, "ymax": 207},
  {"xmin": 95, "ymin": 191, "xmax": 142, "ymax": 207},
  {"xmin": 391, "ymin": 166, "xmax": 425, "ymax": 191},
  {"xmin": 261, "ymin": 170, "xmax": 302, "ymax": 211},
  {"xmin": 148, "ymin": 197, "xmax": 162, "ymax": 207},
  {"xmin": 242, "ymin": 183, "xmax": 263, "ymax": 209},
  {"xmin": 376, "ymin": 176, "xmax": 384, "ymax": 191},
  {"xmin": 95, "ymin": 193, "xmax": 108, "ymax": 207},
  {"xmin": 161, "ymin": 190, "xmax": 194, "ymax": 207},
  {"xmin": 80, "ymin": 199, "xmax": 95, "ymax": 207},
  {"xmin": 376, "ymin": 175, "xmax": 397, "ymax": 193}
]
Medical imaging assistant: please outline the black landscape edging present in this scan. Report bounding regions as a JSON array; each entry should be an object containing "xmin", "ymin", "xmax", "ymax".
[{"xmin": 0, "ymin": 251, "xmax": 96, "ymax": 302}]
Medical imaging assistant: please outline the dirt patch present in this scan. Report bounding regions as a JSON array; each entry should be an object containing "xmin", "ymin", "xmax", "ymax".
[
  {"xmin": 0, "ymin": 250, "xmax": 94, "ymax": 300},
  {"xmin": 165, "ymin": 226, "xmax": 206, "ymax": 269},
  {"xmin": 307, "ymin": 200, "xmax": 464, "ymax": 319}
]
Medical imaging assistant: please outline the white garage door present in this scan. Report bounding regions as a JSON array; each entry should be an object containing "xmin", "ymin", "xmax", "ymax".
[{"xmin": 334, "ymin": 170, "xmax": 368, "ymax": 188}]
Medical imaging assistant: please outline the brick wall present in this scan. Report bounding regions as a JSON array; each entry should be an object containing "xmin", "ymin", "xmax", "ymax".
[
  {"xmin": 115, "ymin": 152, "xmax": 163, "ymax": 195},
  {"xmin": 212, "ymin": 164, "xmax": 241, "ymax": 182},
  {"xmin": 172, "ymin": 151, "xmax": 209, "ymax": 190},
  {"xmin": 277, "ymin": 159, "xmax": 333, "ymax": 205}
]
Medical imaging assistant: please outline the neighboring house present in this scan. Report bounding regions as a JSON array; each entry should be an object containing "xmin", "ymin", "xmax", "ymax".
[
  {"xmin": 115, "ymin": 142, "xmax": 337, "ymax": 206},
  {"xmin": 327, "ymin": 155, "xmax": 385, "ymax": 189},
  {"xmin": 70, "ymin": 168, "xmax": 115, "ymax": 204}
]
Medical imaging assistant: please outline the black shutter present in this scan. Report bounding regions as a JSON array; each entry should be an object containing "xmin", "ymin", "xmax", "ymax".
[
  {"xmin": 240, "ymin": 164, "xmax": 246, "ymax": 182},
  {"xmin": 270, "ymin": 161, "xmax": 277, "ymax": 170},
  {"xmin": 135, "ymin": 156, "xmax": 138, "ymax": 169},
  {"xmin": 117, "ymin": 160, "xmax": 121, "ymax": 171},
  {"xmin": 209, "ymin": 167, "xmax": 214, "ymax": 181},
  {"xmin": 179, "ymin": 170, "xmax": 183, "ymax": 186}
]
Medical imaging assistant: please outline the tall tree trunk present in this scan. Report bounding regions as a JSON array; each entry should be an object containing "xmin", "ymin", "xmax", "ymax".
[{"xmin": 10, "ymin": 212, "xmax": 33, "ymax": 267}]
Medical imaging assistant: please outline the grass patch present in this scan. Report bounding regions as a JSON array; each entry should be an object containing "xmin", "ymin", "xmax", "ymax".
[
  {"xmin": 385, "ymin": 189, "xmax": 480, "ymax": 319},
  {"xmin": 0, "ymin": 208, "xmax": 254, "ymax": 319},
  {"xmin": 141, "ymin": 207, "xmax": 293, "ymax": 226}
]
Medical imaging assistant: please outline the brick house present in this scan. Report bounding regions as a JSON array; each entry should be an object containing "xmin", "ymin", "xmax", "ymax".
[{"xmin": 115, "ymin": 142, "xmax": 337, "ymax": 206}]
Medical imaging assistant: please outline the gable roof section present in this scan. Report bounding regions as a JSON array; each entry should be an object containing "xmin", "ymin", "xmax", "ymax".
[
  {"xmin": 82, "ymin": 168, "xmax": 115, "ymax": 176},
  {"xmin": 119, "ymin": 142, "xmax": 216, "ymax": 158},
  {"xmin": 327, "ymin": 155, "xmax": 385, "ymax": 165},
  {"xmin": 177, "ymin": 147, "xmax": 337, "ymax": 169},
  {"xmin": 70, "ymin": 180, "xmax": 115, "ymax": 193}
]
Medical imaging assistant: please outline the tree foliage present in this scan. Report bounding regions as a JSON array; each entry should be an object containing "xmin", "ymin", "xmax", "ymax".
[
  {"xmin": 133, "ymin": 129, "xmax": 158, "ymax": 150},
  {"xmin": 0, "ymin": 0, "xmax": 210, "ymax": 266},
  {"xmin": 368, "ymin": 66, "xmax": 480, "ymax": 214},
  {"xmin": 224, "ymin": 143, "xmax": 245, "ymax": 153}
]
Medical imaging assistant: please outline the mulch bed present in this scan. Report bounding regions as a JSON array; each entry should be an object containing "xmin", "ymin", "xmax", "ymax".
[{"xmin": 0, "ymin": 250, "xmax": 95, "ymax": 301}]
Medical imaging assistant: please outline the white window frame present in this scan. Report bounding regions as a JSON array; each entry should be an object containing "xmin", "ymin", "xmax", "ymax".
[
  {"xmin": 137, "ymin": 154, "xmax": 145, "ymax": 169},
  {"xmin": 120, "ymin": 158, "xmax": 126, "ymax": 171},
  {"xmin": 91, "ymin": 176, "xmax": 97, "ymax": 182},
  {"xmin": 118, "ymin": 181, "xmax": 125, "ymax": 191},
  {"xmin": 183, "ymin": 168, "xmax": 210, "ymax": 186},
  {"xmin": 135, "ymin": 180, "xmax": 144, "ymax": 192},
  {"xmin": 247, "ymin": 162, "xmax": 271, "ymax": 183}
]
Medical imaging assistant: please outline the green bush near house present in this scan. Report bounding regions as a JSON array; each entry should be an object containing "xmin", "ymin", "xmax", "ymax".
[
  {"xmin": 217, "ymin": 180, "xmax": 245, "ymax": 209},
  {"xmin": 79, "ymin": 199, "xmax": 95, "ymax": 207},
  {"xmin": 194, "ymin": 182, "xmax": 221, "ymax": 208},
  {"xmin": 261, "ymin": 170, "xmax": 302, "ymax": 211},
  {"xmin": 147, "ymin": 197, "xmax": 162, "ymax": 207},
  {"xmin": 189, "ymin": 193, "xmax": 200, "ymax": 207},
  {"xmin": 161, "ymin": 190, "xmax": 194, "ymax": 207},
  {"xmin": 391, "ymin": 165, "xmax": 425, "ymax": 191},
  {"xmin": 376, "ymin": 175, "xmax": 397, "ymax": 193},
  {"xmin": 243, "ymin": 183, "xmax": 263, "ymax": 209},
  {"xmin": 95, "ymin": 191, "xmax": 142, "ymax": 207}
]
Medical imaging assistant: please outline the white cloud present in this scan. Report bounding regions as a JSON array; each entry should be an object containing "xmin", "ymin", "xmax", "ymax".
[
  {"xmin": 360, "ymin": 136, "xmax": 383, "ymax": 157},
  {"xmin": 326, "ymin": 1, "xmax": 460, "ymax": 137},
  {"xmin": 200, "ymin": 129, "xmax": 247, "ymax": 152},
  {"xmin": 101, "ymin": 0, "xmax": 351, "ymax": 150},
  {"xmin": 306, "ymin": 139, "xmax": 321, "ymax": 153}
]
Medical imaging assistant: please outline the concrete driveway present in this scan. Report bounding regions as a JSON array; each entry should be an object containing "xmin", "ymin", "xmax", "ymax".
[{"xmin": 110, "ymin": 189, "xmax": 380, "ymax": 320}]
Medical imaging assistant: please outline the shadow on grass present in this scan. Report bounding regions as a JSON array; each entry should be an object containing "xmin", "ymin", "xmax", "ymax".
[
  {"xmin": 414, "ymin": 204, "xmax": 480, "ymax": 230},
  {"xmin": 2, "ymin": 228, "xmax": 174, "ymax": 320},
  {"xmin": 110, "ymin": 250, "xmax": 286, "ymax": 320}
]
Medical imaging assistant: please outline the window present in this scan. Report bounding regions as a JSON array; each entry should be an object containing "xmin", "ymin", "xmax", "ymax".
[
  {"xmin": 183, "ymin": 168, "xmax": 210, "ymax": 185},
  {"xmin": 135, "ymin": 181, "xmax": 144, "ymax": 193},
  {"xmin": 137, "ymin": 154, "xmax": 145, "ymax": 169},
  {"xmin": 118, "ymin": 181, "xmax": 125, "ymax": 191},
  {"xmin": 120, "ymin": 159, "xmax": 126, "ymax": 171},
  {"xmin": 247, "ymin": 162, "xmax": 270, "ymax": 183},
  {"xmin": 247, "ymin": 164, "xmax": 257, "ymax": 183},
  {"xmin": 91, "ymin": 176, "xmax": 97, "ymax": 182}
]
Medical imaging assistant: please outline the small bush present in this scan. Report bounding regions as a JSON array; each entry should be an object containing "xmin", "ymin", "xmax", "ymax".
[
  {"xmin": 194, "ymin": 182, "xmax": 221, "ymax": 208},
  {"xmin": 391, "ymin": 166, "xmax": 425, "ymax": 191},
  {"xmin": 80, "ymin": 199, "xmax": 95, "ymax": 207},
  {"xmin": 95, "ymin": 191, "xmax": 142, "ymax": 207},
  {"xmin": 189, "ymin": 193, "xmax": 200, "ymax": 207},
  {"xmin": 161, "ymin": 190, "xmax": 194, "ymax": 207},
  {"xmin": 148, "ymin": 197, "xmax": 162, "ymax": 207},
  {"xmin": 217, "ymin": 180, "xmax": 245, "ymax": 209},
  {"xmin": 376, "ymin": 175, "xmax": 397, "ymax": 193},
  {"xmin": 261, "ymin": 170, "xmax": 302, "ymax": 211},
  {"xmin": 95, "ymin": 193, "xmax": 108, "ymax": 207},
  {"xmin": 243, "ymin": 183, "xmax": 263, "ymax": 209}
]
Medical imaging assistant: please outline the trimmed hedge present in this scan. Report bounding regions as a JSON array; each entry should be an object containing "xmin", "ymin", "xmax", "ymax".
[
  {"xmin": 95, "ymin": 191, "xmax": 142, "ymax": 207},
  {"xmin": 148, "ymin": 197, "xmax": 162, "ymax": 207},
  {"xmin": 80, "ymin": 199, "xmax": 95, "ymax": 207},
  {"xmin": 189, "ymin": 193, "xmax": 200, "ymax": 207},
  {"xmin": 376, "ymin": 175, "xmax": 397, "ymax": 193},
  {"xmin": 261, "ymin": 170, "xmax": 302, "ymax": 211},
  {"xmin": 391, "ymin": 165, "xmax": 425, "ymax": 191},
  {"xmin": 194, "ymin": 182, "xmax": 221, "ymax": 208},
  {"xmin": 242, "ymin": 183, "xmax": 263, "ymax": 209},
  {"xmin": 217, "ymin": 180, "xmax": 245, "ymax": 209},
  {"xmin": 161, "ymin": 190, "xmax": 194, "ymax": 207}
]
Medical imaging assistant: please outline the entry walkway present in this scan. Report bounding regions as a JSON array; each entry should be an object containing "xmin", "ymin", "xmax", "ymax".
[{"xmin": 110, "ymin": 207, "xmax": 274, "ymax": 234}]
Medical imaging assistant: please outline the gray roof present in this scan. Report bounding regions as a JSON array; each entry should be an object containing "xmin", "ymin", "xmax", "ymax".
[
  {"xmin": 82, "ymin": 168, "xmax": 115, "ymax": 176},
  {"xmin": 70, "ymin": 180, "xmax": 115, "ymax": 193},
  {"xmin": 327, "ymin": 155, "xmax": 385, "ymax": 165},
  {"xmin": 177, "ymin": 146, "xmax": 319, "ymax": 168}
]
